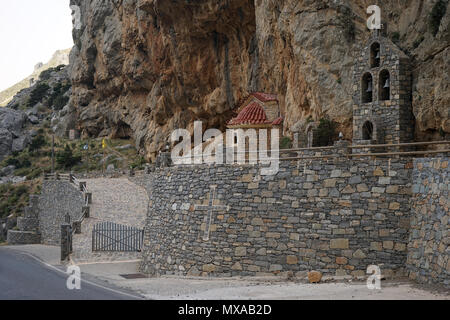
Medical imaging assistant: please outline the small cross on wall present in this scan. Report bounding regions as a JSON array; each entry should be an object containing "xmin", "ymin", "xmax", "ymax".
[{"xmin": 194, "ymin": 185, "xmax": 230, "ymax": 241}]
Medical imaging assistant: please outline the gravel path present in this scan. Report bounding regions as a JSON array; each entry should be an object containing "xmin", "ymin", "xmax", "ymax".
[{"xmin": 72, "ymin": 178, "xmax": 148, "ymax": 263}]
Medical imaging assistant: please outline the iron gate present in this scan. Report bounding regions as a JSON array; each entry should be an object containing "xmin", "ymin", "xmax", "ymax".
[{"xmin": 92, "ymin": 222, "xmax": 144, "ymax": 252}]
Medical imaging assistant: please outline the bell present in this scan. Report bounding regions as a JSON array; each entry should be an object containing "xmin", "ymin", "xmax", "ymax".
[
  {"xmin": 366, "ymin": 81, "xmax": 373, "ymax": 92},
  {"xmin": 375, "ymin": 51, "xmax": 380, "ymax": 59},
  {"xmin": 383, "ymin": 78, "xmax": 390, "ymax": 88}
]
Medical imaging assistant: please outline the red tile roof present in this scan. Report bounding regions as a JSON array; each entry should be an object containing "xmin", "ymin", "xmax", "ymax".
[
  {"xmin": 272, "ymin": 117, "xmax": 283, "ymax": 125},
  {"xmin": 251, "ymin": 92, "xmax": 278, "ymax": 102},
  {"xmin": 228, "ymin": 102, "xmax": 271, "ymax": 126}
]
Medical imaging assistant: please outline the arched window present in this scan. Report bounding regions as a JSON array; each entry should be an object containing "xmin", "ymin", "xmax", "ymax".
[
  {"xmin": 379, "ymin": 69, "xmax": 390, "ymax": 101},
  {"xmin": 370, "ymin": 42, "xmax": 380, "ymax": 68},
  {"xmin": 362, "ymin": 73, "xmax": 373, "ymax": 103},
  {"xmin": 362, "ymin": 121, "xmax": 374, "ymax": 140}
]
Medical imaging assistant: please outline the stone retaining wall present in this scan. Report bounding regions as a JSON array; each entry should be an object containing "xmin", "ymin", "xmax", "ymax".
[
  {"xmin": 407, "ymin": 158, "xmax": 449, "ymax": 287},
  {"xmin": 7, "ymin": 195, "xmax": 41, "ymax": 245},
  {"xmin": 7, "ymin": 230, "xmax": 41, "ymax": 245},
  {"xmin": 140, "ymin": 159, "xmax": 412, "ymax": 278},
  {"xmin": 38, "ymin": 180, "xmax": 84, "ymax": 245}
]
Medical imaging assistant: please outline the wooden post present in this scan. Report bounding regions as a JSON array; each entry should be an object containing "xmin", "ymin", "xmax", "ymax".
[{"xmin": 51, "ymin": 134, "xmax": 55, "ymax": 174}]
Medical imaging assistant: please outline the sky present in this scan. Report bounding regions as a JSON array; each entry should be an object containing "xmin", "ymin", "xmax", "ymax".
[{"xmin": 0, "ymin": 0, "xmax": 74, "ymax": 91}]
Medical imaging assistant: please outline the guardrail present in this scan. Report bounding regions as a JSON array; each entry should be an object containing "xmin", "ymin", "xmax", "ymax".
[
  {"xmin": 69, "ymin": 174, "xmax": 91, "ymax": 235},
  {"xmin": 170, "ymin": 140, "xmax": 450, "ymax": 162}
]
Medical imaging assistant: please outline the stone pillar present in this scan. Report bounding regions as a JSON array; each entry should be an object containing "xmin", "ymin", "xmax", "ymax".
[
  {"xmin": 334, "ymin": 140, "xmax": 351, "ymax": 157},
  {"xmin": 159, "ymin": 152, "xmax": 172, "ymax": 167},
  {"xmin": 0, "ymin": 219, "xmax": 5, "ymax": 242},
  {"xmin": 293, "ymin": 133, "xmax": 300, "ymax": 149},
  {"xmin": 61, "ymin": 224, "xmax": 72, "ymax": 261}
]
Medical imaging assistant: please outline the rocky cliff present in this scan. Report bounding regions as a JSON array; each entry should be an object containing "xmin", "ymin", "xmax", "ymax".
[{"xmin": 69, "ymin": 0, "xmax": 450, "ymax": 159}]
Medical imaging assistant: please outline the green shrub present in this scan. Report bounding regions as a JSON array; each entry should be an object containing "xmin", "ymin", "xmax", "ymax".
[
  {"xmin": 53, "ymin": 95, "xmax": 70, "ymax": 110},
  {"xmin": 56, "ymin": 145, "xmax": 82, "ymax": 169},
  {"xmin": 26, "ymin": 168, "xmax": 43, "ymax": 180},
  {"xmin": 14, "ymin": 185, "xmax": 29, "ymax": 197},
  {"xmin": 391, "ymin": 32, "xmax": 400, "ymax": 44},
  {"xmin": 280, "ymin": 137, "xmax": 292, "ymax": 150},
  {"xmin": 5, "ymin": 155, "xmax": 31, "ymax": 169},
  {"xmin": 430, "ymin": 0, "xmax": 447, "ymax": 36},
  {"xmin": 14, "ymin": 167, "xmax": 32, "ymax": 177},
  {"xmin": 313, "ymin": 118, "xmax": 338, "ymax": 147},
  {"xmin": 130, "ymin": 156, "xmax": 147, "ymax": 170},
  {"xmin": 28, "ymin": 82, "xmax": 50, "ymax": 107},
  {"xmin": 39, "ymin": 68, "xmax": 56, "ymax": 81},
  {"xmin": 48, "ymin": 82, "xmax": 71, "ymax": 109},
  {"xmin": 29, "ymin": 135, "xmax": 46, "ymax": 152}
]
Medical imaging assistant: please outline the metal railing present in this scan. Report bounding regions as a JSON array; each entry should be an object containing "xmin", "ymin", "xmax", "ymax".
[{"xmin": 170, "ymin": 140, "xmax": 450, "ymax": 163}]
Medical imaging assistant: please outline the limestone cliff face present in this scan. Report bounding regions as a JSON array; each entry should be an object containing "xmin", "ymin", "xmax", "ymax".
[{"xmin": 69, "ymin": 0, "xmax": 450, "ymax": 159}]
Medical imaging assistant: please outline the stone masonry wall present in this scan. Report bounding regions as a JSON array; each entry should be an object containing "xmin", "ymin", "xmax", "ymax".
[
  {"xmin": 140, "ymin": 159, "xmax": 412, "ymax": 278},
  {"xmin": 7, "ymin": 195, "xmax": 41, "ymax": 245},
  {"xmin": 407, "ymin": 158, "xmax": 449, "ymax": 287},
  {"xmin": 38, "ymin": 180, "xmax": 84, "ymax": 245}
]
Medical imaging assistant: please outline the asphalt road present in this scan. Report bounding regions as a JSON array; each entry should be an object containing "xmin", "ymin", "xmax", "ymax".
[{"xmin": 0, "ymin": 248, "xmax": 140, "ymax": 300}]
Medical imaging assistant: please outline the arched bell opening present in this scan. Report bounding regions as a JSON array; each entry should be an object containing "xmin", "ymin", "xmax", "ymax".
[
  {"xmin": 362, "ymin": 121, "xmax": 374, "ymax": 140},
  {"xmin": 370, "ymin": 42, "xmax": 381, "ymax": 68},
  {"xmin": 379, "ymin": 69, "xmax": 390, "ymax": 101},
  {"xmin": 361, "ymin": 73, "xmax": 373, "ymax": 103}
]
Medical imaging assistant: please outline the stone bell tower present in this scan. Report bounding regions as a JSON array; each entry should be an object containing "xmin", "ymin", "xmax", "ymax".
[{"xmin": 352, "ymin": 29, "xmax": 414, "ymax": 145}]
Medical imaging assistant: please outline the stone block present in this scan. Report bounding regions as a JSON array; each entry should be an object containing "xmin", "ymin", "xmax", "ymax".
[
  {"xmin": 336, "ymin": 257, "xmax": 348, "ymax": 265},
  {"xmin": 308, "ymin": 271, "xmax": 322, "ymax": 283},
  {"xmin": 286, "ymin": 255, "xmax": 298, "ymax": 265},
  {"xmin": 235, "ymin": 247, "xmax": 247, "ymax": 256},
  {"xmin": 202, "ymin": 264, "xmax": 216, "ymax": 272},
  {"xmin": 330, "ymin": 239, "xmax": 349, "ymax": 249},
  {"xmin": 371, "ymin": 242, "xmax": 382, "ymax": 251},
  {"xmin": 357, "ymin": 184, "xmax": 369, "ymax": 192},
  {"xmin": 353, "ymin": 249, "xmax": 366, "ymax": 259},
  {"xmin": 324, "ymin": 179, "xmax": 336, "ymax": 188}
]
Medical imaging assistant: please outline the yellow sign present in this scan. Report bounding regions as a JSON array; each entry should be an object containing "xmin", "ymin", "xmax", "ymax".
[{"xmin": 102, "ymin": 139, "xmax": 106, "ymax": 149}]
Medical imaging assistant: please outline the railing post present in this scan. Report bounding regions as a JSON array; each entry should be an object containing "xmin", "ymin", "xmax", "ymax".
[
  {"xmin": 79, "ymin": 182, "xmax": 86, "ymax": 192},
  {"xmin": 83, "ymin": 206, "xmax": 90, "ymax": 218},
  {"xmin": 61, "ymin": 224, "xmax": 71, "ymax": 261},
  {"xmin": 73, "ymin": 221, "xmax": 82, "ymax": 234},
  {"xmin": 85, "ymin": 193, "xmax": 92, "ymax": 204}
]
